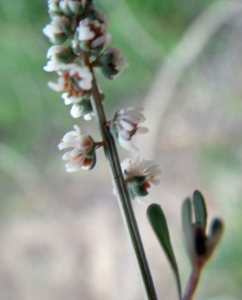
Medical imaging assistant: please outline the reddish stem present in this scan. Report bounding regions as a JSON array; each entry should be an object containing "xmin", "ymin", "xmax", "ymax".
[
  {"xmin": 183, "ymin": 265, "xmax": 202, "ymax": 300},
  {"xmin": 94, "ymin": 141, "xmax": 104, "ymax": 149}
]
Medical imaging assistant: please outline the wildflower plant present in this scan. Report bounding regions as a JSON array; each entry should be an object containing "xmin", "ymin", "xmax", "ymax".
[{"xmin": 43, "ymin": 1, "xmax": 224, "ymax": 299}]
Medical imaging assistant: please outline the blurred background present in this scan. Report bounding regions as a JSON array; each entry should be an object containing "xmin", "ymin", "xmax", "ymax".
[{"xmin": 0, "ymin": 0, "xmax": 242, "ymax": 299}]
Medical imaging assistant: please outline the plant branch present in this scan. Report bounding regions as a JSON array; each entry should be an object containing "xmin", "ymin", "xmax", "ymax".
[
  {"xmin": 183, "ymin": 266, "xmax": 202, "ymax": 300},
  {"xmin": 84, "ymin": 51, "xmax": 157, "ymax": 300}
]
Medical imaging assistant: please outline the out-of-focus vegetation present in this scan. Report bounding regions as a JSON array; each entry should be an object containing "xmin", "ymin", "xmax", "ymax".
[
  {"xmin": 0, "ymin": 0, "xmax": 241, "ymax": 299},
  {"xmin": 0, "ymin": 0, "xmax": 217, "ymax": 156}
]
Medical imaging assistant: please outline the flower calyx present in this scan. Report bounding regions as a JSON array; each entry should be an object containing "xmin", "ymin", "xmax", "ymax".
[{"xmin": 96, "ymin": 46, "xmax": 129, "ymax": 79}]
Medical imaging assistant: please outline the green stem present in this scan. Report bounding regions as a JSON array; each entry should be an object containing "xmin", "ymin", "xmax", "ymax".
[{"xmin": 85, "ymin": 52, "xmax": 157, "ymax": 300}]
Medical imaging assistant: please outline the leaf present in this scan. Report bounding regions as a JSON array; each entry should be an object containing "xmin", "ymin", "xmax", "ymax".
[
  {"xmin": 147, "ymin": 204, "xmax": 182, "ymax": 300},
  {"xmin": 193, "ymin": 190, "xmax": 207, "ymax": 229},
  {"xmin": 182, "ymin": 198, "xmax": 194, "ymax": 260},
  {"xmin": 207, "ymin": 218, "xmax": 224, "ymax": 258}
]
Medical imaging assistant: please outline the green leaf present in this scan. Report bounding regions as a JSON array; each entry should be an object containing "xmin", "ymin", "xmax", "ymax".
[
  {"xmin": 147, "ymin": 204, "xmax": 182, "ymax": 300},
  {"xmin": 208, "ymin": 218, "xmax": 224, "ymax": 252},
  {"xmin": 193, "ymin": 190, "xmax": 207, "ymax": 229},
  {"xmin": 182, "ymin": 198, "xmax": 194, "ymax": 260}
]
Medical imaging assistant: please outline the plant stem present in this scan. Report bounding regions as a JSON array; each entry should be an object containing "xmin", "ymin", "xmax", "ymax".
[
  {"xmin": 183, "ymin": 266, "xmax": 201, "ymax": 300},
  {"xmin": 84, "ymin": 52, "xmax": 157, "ymax": 300}
]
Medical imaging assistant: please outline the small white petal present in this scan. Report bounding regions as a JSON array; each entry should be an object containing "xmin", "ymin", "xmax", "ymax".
[
  {"xmin": 70, "ymin": 104, "xmax": 81, "ymax": 118},
  {"xmin": 83, "ymin": 113, "xmax": 93, "ymax": 121},
  {"xmin": 78, "ymin": 78, "xmax": 92, "ymax": 90},
  {"xmin": 73, "ymin": 125, "xmax": 81, "ymax": 134},
  {"xmin": 48, "ymin": 81, "xmax": 63, "ymax": 91},
  {"xmin": 78, "ymin": 21, "xmax": 95, "ymax": 40},
  {"xmin": 149, "ymin": 178, "xmax": 160, "ymax": 185},
  {"xmin": 119, "ymin": 130, "xmax": 130, "ymax": 140},
  {"xmin": 62, "ymin": 152, "xmax": 72, "ymax": 160},
  {"xmin": 118, "ymin": 136, "xmax": 139, "ymax": 153},
  {"xmin": 136, "ymin": 127, "xmax": 149, "ymax": 134},
  {"xmin": 68, "ymin": 1, "xmax": 80, "ymax": 13},
  {"xmin": 119, "ymin": 119, "xmax": 135, "ymax": 131},
  {"xmin": 104, "ymin": 33, "xmax": 112, "ymax": 45},
  {"xmin": 91, "ymin": 35, "xmax": 106, "ymax": 48}
]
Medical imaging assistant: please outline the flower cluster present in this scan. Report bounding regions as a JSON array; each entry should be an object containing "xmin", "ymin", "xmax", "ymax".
[
  {"xmin": 43, "ymin": 0, "xmax": 160, "ymax": 200},
  {"xmin": 43, "ymin": 0, "xmax": 128, "ymax": 120}
]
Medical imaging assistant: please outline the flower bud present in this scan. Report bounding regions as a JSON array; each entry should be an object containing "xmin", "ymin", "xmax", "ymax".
[
  {"xmin": 43, "ymin": 16, "xmax": 72, "ymax": 44},
  {"xmin": 44, "ymin": 45, "xmax": 75, "ymax": 72},
  {"xmin": 59, "ymin": 0, "xmax": 86, "ymax": 16},
  {"xmin": 70, "ymin": 99, "xmax": 94, "ymax": 120}
]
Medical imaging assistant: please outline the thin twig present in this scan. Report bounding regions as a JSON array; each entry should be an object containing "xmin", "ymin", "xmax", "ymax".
[
  {"xmin": 183, "ymin": 266, "xmax": 202, "ymax": 300},
  {"xmin": 83, "ymin": 52, "xmax": 157, "ymax": 300}
]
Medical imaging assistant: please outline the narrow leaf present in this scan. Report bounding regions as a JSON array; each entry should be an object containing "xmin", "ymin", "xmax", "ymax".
[
  {"xmin": 193, "ymin": 190, "xmax": 207, "ymax": 229},
  {"xmin": 182, "ymin": 198, "xmax": 194, "ymax": 260},
  {"xmin": 208, "ymin": 218, "xmax": 224, "ymax": 250},
  {"xmin": 147, "ymin": 204, "xmax": 182, "ymax": 299}
]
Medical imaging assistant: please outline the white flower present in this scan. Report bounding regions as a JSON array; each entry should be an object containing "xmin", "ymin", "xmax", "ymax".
[
  {"xmin": 102, "ymin": 46, "xmax": 129, "ymax": 78},
  {"xmin": 43, "ymin": 45, "xmax": 70, "ymax": 72},
  {"xmin": 69, "ymin": 64, "xmax": 93, "ymax": 90},
  {"xmin": 78, "ymin": 18, "xmax": 95, "ymax": 41},
  {"xmin": 121, "ymin": 156, "xmax": 161, "ymax": 201},
  {"xmin": 121, "ymin": 156, "xmax": 161, "ymax": 186},
  {"xmin": 62, "ymin": 93, "xmax": 84, "ymax": 105},
  {"xmin": 76, "ymin": 14, "xmax": 110, "ymax": 50},
  {"xmin": 48, "ymin": 0, "xmax": 59, "ymax": 12},
  {"xmin": 59, "ymin": 0, "xmax": 69, "ymax": 11},
  {"xmin": 43, "ymin": 16, "xmax": 71, "ymax": 44},
  {"xmin": 58, "ymin": 125, "xmax": 96, "ymax": 172},
  {"xmin": 70, "ymin": 103, "xmax": 94, "ymax": 120},
  {"xmin": 47, "ymin": 63, "xmax": 93, "ymax": 94},
  {"xmin": 59, "ymin": 0, "xmax": 86, "ymax": 15},
  {"xmin": 48, "ymin": 76, "xmax": 65, "ymax": 92},
  {"xmin": 110, "ymin": 107, "xmax": 148, "ymax": 153}
]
